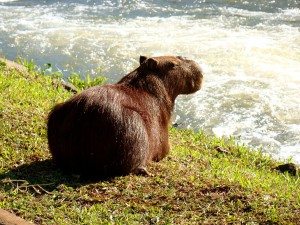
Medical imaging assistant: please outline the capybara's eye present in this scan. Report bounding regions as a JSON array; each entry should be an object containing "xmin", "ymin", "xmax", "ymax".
[{"xmin": 176, "ymin": 56, "xmax": 184, "ymax": 60}]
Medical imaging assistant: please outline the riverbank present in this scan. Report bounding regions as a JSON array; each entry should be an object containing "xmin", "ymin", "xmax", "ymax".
[
  {"xmin": 0, "ymin": 60, "xmax": 299, "ymax": 224},
  {"xmin": 2, "ymin": 0, "xmax": 300, "ymax": 163}
]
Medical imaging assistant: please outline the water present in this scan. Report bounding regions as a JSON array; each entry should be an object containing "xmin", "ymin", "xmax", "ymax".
[{"xmin": 1, "ymin": 0, "xmax": 300, "ymax": 163}]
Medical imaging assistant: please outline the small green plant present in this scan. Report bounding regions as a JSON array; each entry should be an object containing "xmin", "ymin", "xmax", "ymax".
[
  {"xmin": 16, "ymin": 58, "xmax": 35, "ymax": 73},
  {"xmin": 0, "ymin": 61, "xmax": 6, "ymax": 67},
  {"xmin": 20, "ymin": 60, "xmax": 106, "ymax": 90},
  {"xmin": 67, "ymin": 71, "xmax": 106, "ymax": 90}
]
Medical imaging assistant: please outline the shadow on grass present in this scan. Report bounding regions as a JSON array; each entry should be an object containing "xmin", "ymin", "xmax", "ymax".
[{"xmin": 0, "ymin": 159, "xmax": 111, "ymax": 193}]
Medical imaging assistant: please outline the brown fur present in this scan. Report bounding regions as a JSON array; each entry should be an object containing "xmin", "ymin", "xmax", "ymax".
[{"xmin": 47, "ymin": 56, "xmax": 203, "ymax": 177}]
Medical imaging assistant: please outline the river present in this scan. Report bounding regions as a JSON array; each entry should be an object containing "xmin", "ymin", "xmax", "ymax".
[{"xmin": 1, "ymin": 0, "xmax": 300, "ymax": 163}]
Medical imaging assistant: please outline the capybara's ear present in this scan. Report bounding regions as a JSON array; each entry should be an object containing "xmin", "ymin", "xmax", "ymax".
[
  {"xmin": 140, "ymin": 56, "xmax": 147, "ymax": 64},
  {"xmin": 146, "ymin": 58, "xmax": 159, "ymax": 71}
]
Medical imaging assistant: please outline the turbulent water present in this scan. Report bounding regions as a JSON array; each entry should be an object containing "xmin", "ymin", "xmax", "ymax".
[{"xmin": 1, "ymin": 0, "xmax": 299, "ymax": 163}]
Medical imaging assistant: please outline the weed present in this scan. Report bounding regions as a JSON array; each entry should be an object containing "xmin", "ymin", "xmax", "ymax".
[{"xmin": 67, "ymin": 71, "xmax": 106, "ymax": 90}]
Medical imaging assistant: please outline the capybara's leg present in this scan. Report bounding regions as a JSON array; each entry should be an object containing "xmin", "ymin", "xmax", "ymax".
[{"xmin": 132, "ymin": 166, "xmax": 152, "ymax": 176}]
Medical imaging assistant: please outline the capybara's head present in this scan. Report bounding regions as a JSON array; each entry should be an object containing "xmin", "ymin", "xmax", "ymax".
[{"xmin": 139, "ymin": 56, "xmax": 204, "ymax": 97}]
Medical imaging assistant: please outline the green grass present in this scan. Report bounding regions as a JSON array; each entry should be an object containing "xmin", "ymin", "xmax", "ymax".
[{"xmin": 0, "ymin": 61, "xmax": 299, "ymax": 224}]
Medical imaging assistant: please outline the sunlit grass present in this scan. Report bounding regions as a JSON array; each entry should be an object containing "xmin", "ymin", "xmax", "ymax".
[{"xmin": 0, "ymin": 61, "xmax": 299, "ymax": 224}]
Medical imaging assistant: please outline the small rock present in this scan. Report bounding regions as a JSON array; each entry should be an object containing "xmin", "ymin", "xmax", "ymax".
[
  {"xmin": 172, "ymin": 122, "xmax": 182, "ymax": 128},
  {"xmin": 53, "ymin": 80, "xmax": 78, "ymax": 94},
  {"xmin": 0, "ymin": 209, "xmax": 36, "ymax": 225},
  {"xmin": 273, "ymin": 163, "xmax": 298, "ymax": 176},
  {"xmin": 215, "ymin": 146, "xmax": 230, "ymax": 154},
  {"xmin": 0, "ymin": 57, "xmax": 29, "ymax": 75}
]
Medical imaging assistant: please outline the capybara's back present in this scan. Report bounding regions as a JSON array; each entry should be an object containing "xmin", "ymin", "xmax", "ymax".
[
  {"xmin": 47, "ymin": 56, "xmax": 203, "ymax": 177},
  {"xmin": 48, "ymin": 85, "xmax": 150, "ymax": 177}
]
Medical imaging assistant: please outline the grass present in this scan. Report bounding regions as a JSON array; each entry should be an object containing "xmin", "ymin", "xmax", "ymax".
[{"xmin": 0, "ymin": 61, "xmax": 299, "ymax": 224}]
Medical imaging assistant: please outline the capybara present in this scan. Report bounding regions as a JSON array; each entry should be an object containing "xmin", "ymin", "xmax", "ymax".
[{"xmin": 47, "ymin": 56, "xmax": 203, "ymax": 177}]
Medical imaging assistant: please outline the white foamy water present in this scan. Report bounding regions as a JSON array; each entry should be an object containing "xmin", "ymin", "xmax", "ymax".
[{"xmin": 0, "ymin": 0, "xmax": 299, "ymax": 163}]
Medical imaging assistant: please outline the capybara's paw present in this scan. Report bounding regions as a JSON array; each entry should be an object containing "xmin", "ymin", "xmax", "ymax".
[{"xmin": 133, "ymin": 167, "xmax": 153, "ymax": 176}]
